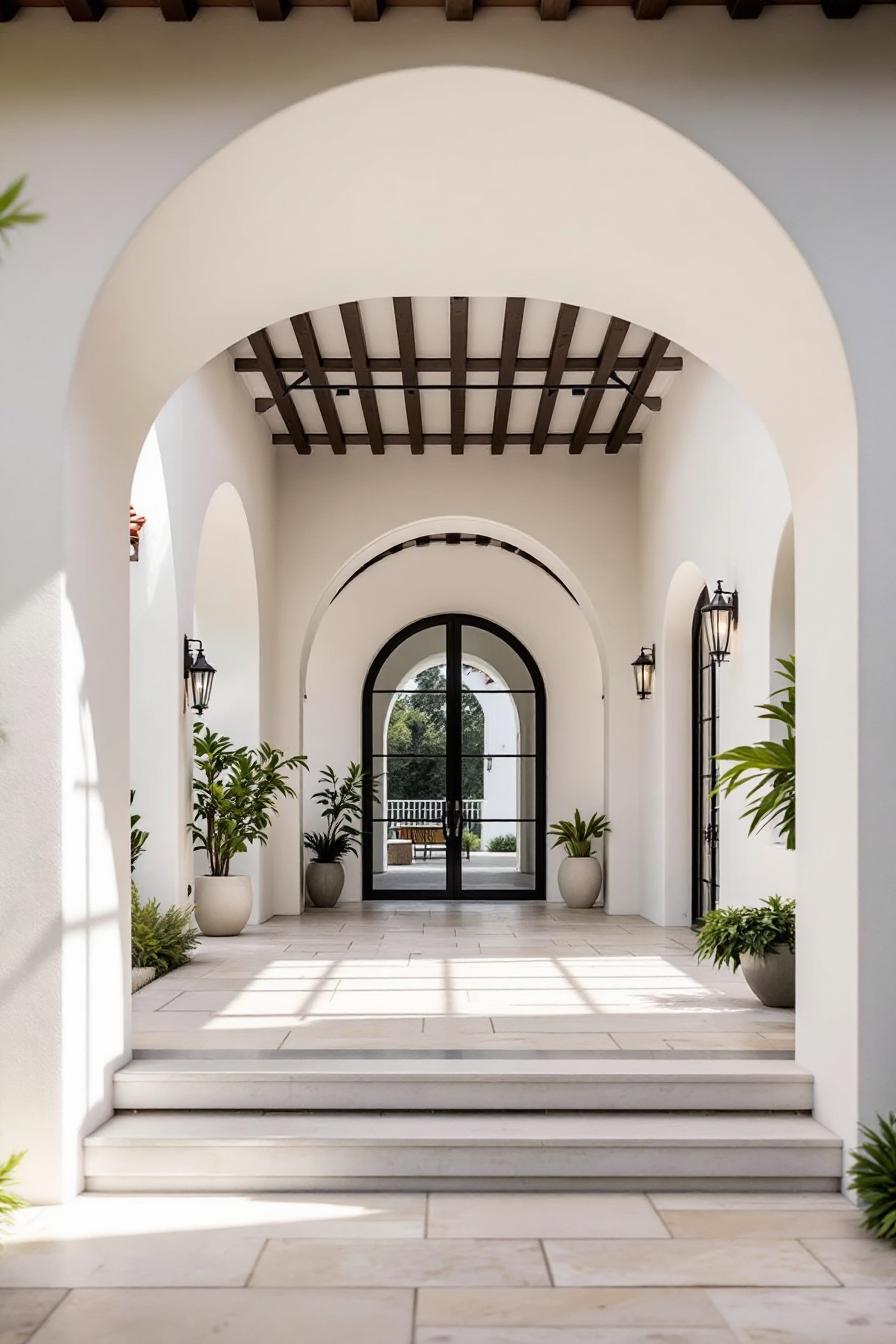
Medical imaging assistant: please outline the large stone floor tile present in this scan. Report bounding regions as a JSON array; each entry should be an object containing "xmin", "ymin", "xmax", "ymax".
[
  {"xmin": 709, "ymin": 1286, "xmax": 896, "ymax": 1341},
  {"xmin": 543, "ymin": 1239, "xmax": 839, "ymax": 1287},
  {"xmin": 133, "ymin": 1029, "xmax": 289, "ymax": 1050},
  {"xmin": 27, "ymin": 1287, "xmax": 413, "ymax": 1344},
  {"xmin": 427, "ymin": 1194, "xmax": 669, "ymax": 1240},
  {"xmin": 651, "ymin": 1194, "xmax": 856, "ymax": 1210},
  {"xmin": 414, "ymin": 1328, "xmax": 736, "ymax": 1342},
  {"xmin": 251, "ymin": 1238, "xmax": 550, "ymax": 1288},
  {"xmin": 0, "ymin": 1231, "xmax": 263, "ymax": 1288},
  {"xmin": 801, "ymin": 1240, "xmax": 896, "ymax": 1286},
  {"xmin": 415, "ymin": 1286, "xmax": 726, "ymax": 1328},
  {"xmin": 659, "ymin": 1209, "xmax": 867, "ymax": 1240},
  {"xmin": 0, "ymin": 1288, "xmax": 66, "ymax": 1344}
]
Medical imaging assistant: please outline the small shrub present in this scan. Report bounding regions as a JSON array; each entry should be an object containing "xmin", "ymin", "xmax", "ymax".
[
  {"xmin": 131, "ymin": 882, "xmax": 199, "ymax": 975},
  {"xmin": 849, "ymin": 1113, "xmax": 896, "ymax": 1243},
  {"xmin": 488, "ymin": 834, "xmax": 517, "ymax": 853},
  {"xmin": 696, "ymin": 895, "xmax": 795, "ymax": 971},
  {"xmin": 0, "ymin": 1151, "xmax": 27, "ymax": 1235},
  {"xmin": 462, "ymin": 829, "xmax": 481, "ymax": 858},
  {"xmin": 130, "ymin": 790, "xmax": 148, "ymax": 873},
  {"xmin": 548, "ymin": 809, "xmax": 610, "ymax": 858}
]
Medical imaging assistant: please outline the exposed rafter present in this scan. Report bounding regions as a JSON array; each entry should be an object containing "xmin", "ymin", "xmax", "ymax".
[
  {"xmin": 291, "ymin": 312, "xmax": 346, "ymax": 456},
  {"xmin": 63, "ymin": 0, "xmax": 105, "ymax": 17},
  {"xmin": 539, "ymin": 0, "xmax": 571, "ymax": 17},
  {"xmin": 348, "ymin": 0, "xmax": 381, "ymax": 14},
  {"xmin": 726, "ymin": 0, "xmax": 766, "ymax": 15},
  {"xmin": 393, "ymin": 297, "xmax": 425, "ymax": 457},
  {"xmin": 604, "ymin": 332, "xmax": 670, "ymax": 455},
  {"xmin": 160, "ymin": 0, "xmax": 197, "ymax": 16},
  {"xmin": 631, "ymin": 0, "xmax": 669, "ymax": 15},
  {"xmin": 445, "ymin": 0, "xmax": 474, "ymax": 15},
  {"xmin": 247, "ymin": 328, "xmax": 310, "ymax": 456},
  {"xmin": 237, "ymin": 355, "xmax": 682, "ymax": 375},
  {"xmin": 340, "ymin": 301, "xmax": 385, "ymax": 456},
  {"xmin": 0, "ymin": 0, "xmax": 20, "ymax": 18},
  {"xmin": 491, "ymin": 298, "xmax": 526, "ymax": 457},
  {"xmin": 272, "ymin": 432, "xmax": 643, "ymax": 449},
  {"xmin": 253, "ymin": 0, "xmax": 290, "ymax": 17},
  {"xmin": 529, "ymin": 303, "xmax": 578, "ymax": 455},
  {"xmin": 450, "ymin": 297, "xmax": 469, "ymax": 457},
  {"xmin": 568, "ymin": 317, "xmax": 630, "ymax": 456}
]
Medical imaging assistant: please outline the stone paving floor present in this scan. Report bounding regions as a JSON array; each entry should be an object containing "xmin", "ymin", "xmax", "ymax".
[
  {"xmin": 2, "ymin": 1191, "xmax": 895, "ymax": 1341},
  {"xmin": 131, "ymin": 903, "xmax": 795, "ymax": 1055}
]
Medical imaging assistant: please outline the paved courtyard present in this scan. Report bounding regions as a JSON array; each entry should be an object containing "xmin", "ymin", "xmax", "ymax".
[
  {"xmin": 3, "ymin": 1190, "xmax": 895, "ymax": 1342},
  {"xmin": 131, "ymin": 903, "xmax": 795, "ymax": 1056}
]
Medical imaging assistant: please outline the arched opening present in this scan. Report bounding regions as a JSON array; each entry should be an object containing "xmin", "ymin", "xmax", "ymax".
[
  {"xmin": 51, "ymin": 66, "xmax": 861, "ymax": 1198},
  {"xmin": 362, "ymin": 614, "xmax": 546, "ymax": 901}
]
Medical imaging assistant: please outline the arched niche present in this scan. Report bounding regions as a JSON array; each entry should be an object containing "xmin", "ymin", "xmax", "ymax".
[{"xmin": 193, "ymin": 482, "xmax": 263, "ymax": 919}]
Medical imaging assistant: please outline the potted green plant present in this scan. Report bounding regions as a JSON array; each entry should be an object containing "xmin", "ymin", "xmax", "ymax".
[
  {"xmin": 303, "ymin": 762, "xmax": 378, "ymax": 907},
  {"xmin": 696, "ymin": 895, "xmax": 795, "ymax": 1007},
  {"xmin": 548, "ymin": 809, "xmax": 611, "ymax": 908},
  {"xmin": 713, "ymin": 656, "xmax": 796, "ymax": 851},
  {"xmin": 190, "ymin": 724, "xmax": 306, "ymax": 935},
  {"xmin": 462, "ymin": 828, "xmax": 481, "ymax": 860}
]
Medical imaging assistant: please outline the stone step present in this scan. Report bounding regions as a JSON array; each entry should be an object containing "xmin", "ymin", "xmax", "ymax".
[
  {"xmin": 84, "ymin": 1111, "xmax": 841, "ymax": 1192},
  {"xmin": 114, "ymin": 1055, "xmax": 813, "ymax": 1112}
]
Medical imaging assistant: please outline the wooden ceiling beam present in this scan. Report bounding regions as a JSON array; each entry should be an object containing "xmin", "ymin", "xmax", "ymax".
[
  {"xmin": 248, "ymin": 328, "xmax": 310, "ymax": 455},
  {"xmin": 450, "ymin": 297, "xmax": 469, "ymax": 456},
  {"xmin": 339, "ymin": 301, "xmax": 385, "ymax": 455},
  {"xmin": 821, "ymin": 0, "xmax": 862, "ymax": 14},
  {"xmin": 529, "ymin": 303, "xmax": 579, "ymax": 455},
  {"xmin": 491, "ymin": 297, "xmax": 525, "ymax": 456},
  {"xmin": 631, "ymin": 0, "xmax": 669, "ymax": 16},
  {"xmin": 160, "ymin": 0, "xmax": 198, "ymax": 17},
  {"xmin": 568, "ymin": 317, "xmax": 630, "ymax": 456},
  {"xmin": 291, "ymin": 312, "xmax": 346, "ymax": 455},
  {"xmin": 604, "ymin": 332, "xmax": 670, "ymax": 455},
  {"xmin": 254, "ymin": 389, "xmax": 659, "ymax": 414},
  {"xmin": 253, "ymin": 0, "xmax": 291, "ymax": 18},
  {"xmin": 0, "ymin": 1, "xmax": 20, "ymax": 20},
  {"xmin": 236, "ymin": 354, "xmax": 683, "ymax": 375},
  {"xmin": 726, "ymin": 0, "xmax": 766, "ymax": 16},
  {"xmin": 272, "ymin": 431, "xmax": 643, "ymax": 448},
  {"xmin": 539, "ymin": 0, "xmax": 571, "ymax": 18},
  {"xmin": 393, "ymin": 297, "xmax": 425, "ymax": 457},
  {"xmin": 445, "ymin": 0, "xmax": 474, "ymax": 17},
  {"xmin": 348, "ymin": 0, "xmax": 381, "ymax": 15},
  {"xmin": 63, "ymin": 0, "xmax": 105, "ymax": 18}
]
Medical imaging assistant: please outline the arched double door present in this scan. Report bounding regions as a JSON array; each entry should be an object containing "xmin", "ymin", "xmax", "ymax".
[{"xmin": 362, "ymin": 615, "xmax": 546, "ymax": 901}]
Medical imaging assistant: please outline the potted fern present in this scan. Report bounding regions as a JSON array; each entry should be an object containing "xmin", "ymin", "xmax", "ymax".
[
  {"xmin": 696, "ymin": 895, "xmax": 795, "ymax": 1007},
  {"xmin": 190, "ymin": 724, "xmax": 306, "ymax": 935},
  {"xmin": 548, "ymin": 809, "xmax": 611, "ymax": 908},
  {"xmin": 303, "ymin": 762, "xmax": 378, "ymax": 907}
]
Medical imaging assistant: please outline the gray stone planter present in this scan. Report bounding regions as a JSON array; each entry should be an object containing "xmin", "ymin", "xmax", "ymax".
[
  {"xmin": 557, "ymin": 855, "xmax": 604, "ymax": 909},
  {"xmin": 306, "ymin": 861, "xmax": 345, "ymax": 908},
  {"xmin": 194, "ymin": 874, "xmax": 253, "ymax": 937},
  {"xmin": 740, "ymin": 945, "xmax": 795, "ymax": 1008}
]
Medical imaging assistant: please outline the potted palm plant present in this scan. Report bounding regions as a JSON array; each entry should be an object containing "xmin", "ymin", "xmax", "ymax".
[
  {"xmin": 303, "ymin": 762, "xmax": 379, "ymax": 907},
  {"xmin": 548, "ymin": 809, "xmax": 611, "ymax": 908},
  {"xmin": 696, "ymin": 895, "xmax": 795, "ymax": 1007},
  {"xmin": 190, "ymin": 724, "xmax": 306, "ymax": 935}
]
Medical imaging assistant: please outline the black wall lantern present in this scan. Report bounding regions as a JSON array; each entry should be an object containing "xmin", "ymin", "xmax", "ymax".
[
  {"xmin": 632, "ymin": 644, "xmax": 656, "ymax": 700},
  {"xmin": 701, "ymin": 581, "xmax": 739, "ymax": 664},
  {"xmin": 184, "ymin": 637, "xmax": 216, "ymax": 716}
]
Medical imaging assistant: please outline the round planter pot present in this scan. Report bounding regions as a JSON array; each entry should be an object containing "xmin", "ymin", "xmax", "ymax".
[
  {"xmin": 193, "ymin": 875, "xmax": 253, "ymax": 937},
  {"xmin": 306, "ymin": 861, "xmax": 345, "ymax": 909},
  {"xmin": 557, "ymin": 855, "xmax": 604, "ymax": 909},
  {"xmin": 740, "ymin": 945, "xmax": 795, "ymax": 1008}
]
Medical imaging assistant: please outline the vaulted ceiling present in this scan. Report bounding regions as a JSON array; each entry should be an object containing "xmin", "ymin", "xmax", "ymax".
[
  {"xmin": 232, "ymin": 296, "xmax": 683, "ymax": 459},
  {"xmin": 0, "ymin": 1, "xmax": 877, "ymax": 20}
]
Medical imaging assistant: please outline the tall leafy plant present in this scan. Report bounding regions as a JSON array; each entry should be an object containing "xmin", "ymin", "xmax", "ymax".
[
  {"xmin": 190, "ymin": 724, "xmax": 306, "ymax": 876},
  {"xmin": 849, "ymin": 1113, "xmax": 896, "ymax": 1244},
  {"xmin": 0, "ymin": 176, "xmax": 43, "ymax": 255},
  {"xmin": 130, "ymin": 790, "xmax": 149, "ymax": 873},
  {"xmin": 548, "ymin": 809, "xmax": 611, "ymax": 858},
  {"xmin": 713, "ymin": 655, "xmax": 796, "ymax": 851},
  {"xmin": 304, "ymin": 762, "xmax": 379, "ymax": 863}
]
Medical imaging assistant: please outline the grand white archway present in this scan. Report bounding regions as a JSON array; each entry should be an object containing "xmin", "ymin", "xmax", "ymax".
[{"xmin": 56, "ymin": 66, "xmax": 858, "ymax": 1199}]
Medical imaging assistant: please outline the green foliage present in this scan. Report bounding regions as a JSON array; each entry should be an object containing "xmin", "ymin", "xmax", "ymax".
[
  {"xmin": 190, "ymin": 724, "xmax": 306, "ymax": 876},
  {"xmin": 304, "ymin": 762, "xmax": 379, "ymax": 863},
  {"xmin": 696, "ymin": 895, "xmax": 795, "ymax": 971},
  {"xmin": 849, "ymin": 1113, "xmax": 896, "ymax": 1243},
  {"xmin": 713, "ymin": 656, "xmax": 796, "ymax": 851},
  {"xmin": 131, "ymin": 881, "xmax": 200, "ymax": 974},
  {"xmin": 0, "ymin": 176, "xmax": 43, "ymax": 255},
  {"xmin": 548, "ymin": 809, "xmax": 611, "ymax": 858},
  {"xmin": 462, "ymin": 828, "xmax": 481, "ymax": 857},
  {"xmin": 386, "ymin": 665, "xmax": 484, "ymax": 801},
  {"xmin": 488, "ymin": 833, "xmax": 517, "ymax": 853},
  {"xmin": 130, "ymin": 789, "xmax": 149, "ymax": 873},
  {"xmin": 0, "ymin": 1151, "xmax": 27, "ymax": 1235}
]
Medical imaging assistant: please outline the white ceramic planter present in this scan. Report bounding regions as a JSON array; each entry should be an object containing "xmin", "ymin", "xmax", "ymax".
[
  {"xmin": 194, "ymin": 875, "xmax": 253, "ymax": 937},
  {"xmin": 557, "ymin": 855, "xmax": 604, "ymax": 909},
  {"xmin": 305, "ymin": 861, "xmax": 345, "ymax": 908}
]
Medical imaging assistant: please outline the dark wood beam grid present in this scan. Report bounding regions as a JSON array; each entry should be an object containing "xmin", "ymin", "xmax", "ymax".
[
  {"xmin": 236, "ymin": 355, "xmax": 683, "ymax": 375},
  {"xmin": 604, "ymin": 331, "xmax": 670, "ymax": 454},
  {"xmin": 272, "ymin": 431, "xmax": 643, "ymax": 448},
  {"xmin": 247, "ymin": 328, "xmax": 310, "ymax": 455},
  {"xmin": 568, "ymin": 317, "xmax": 630, "ymax": 455}
]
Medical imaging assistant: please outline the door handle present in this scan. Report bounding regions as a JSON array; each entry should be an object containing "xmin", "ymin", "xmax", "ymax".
[
  {"xmin": 453, "ymin": 801, "xmax": 464, "ymax": 839},
  {"xmin": 441, "ymin": 807, "xmax": 450, "ymax": 842}
]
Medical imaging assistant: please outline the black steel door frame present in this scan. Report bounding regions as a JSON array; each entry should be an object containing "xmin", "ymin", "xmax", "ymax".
[
  {"xmin": 362, "ymin": 613, "xmax": 546, "ymax": 902},
  {"xmin": 692, "ymin": 589, "xmax": 720, "ymax": 923}
]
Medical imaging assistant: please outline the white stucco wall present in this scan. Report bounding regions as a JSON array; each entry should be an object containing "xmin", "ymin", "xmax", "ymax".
[
  {"xmin": 638, "ymin": 358, "xmax": 795, "ymax": 927},
  {"xmin": 2, "ymin": 13, "xmax": 893, "ymax": 1196},
  {"xmin": 302, "ymin": 543, "xmax": 605, "ymax": 905}
]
